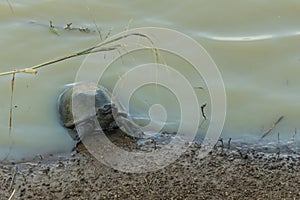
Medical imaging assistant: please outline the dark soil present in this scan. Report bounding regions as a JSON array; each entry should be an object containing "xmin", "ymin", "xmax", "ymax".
[{"xmin": 1, "ymin": 141, "xmax": 300, "ymax": 200}]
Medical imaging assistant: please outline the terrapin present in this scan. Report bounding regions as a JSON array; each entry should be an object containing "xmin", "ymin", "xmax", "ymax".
[{"xmin": 58, "ymin": 83, "xmax": 143, "ymax": 142}]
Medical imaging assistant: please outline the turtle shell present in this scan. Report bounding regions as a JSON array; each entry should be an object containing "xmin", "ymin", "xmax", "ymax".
[{"xmin": 58, "ymin": 83, "xmax": 114, "ymax": 131}]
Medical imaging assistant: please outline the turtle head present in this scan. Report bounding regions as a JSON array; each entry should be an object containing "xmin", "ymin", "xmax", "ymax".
[{"xmin": 98, "ymin": 104, "xmax": 112, "ymax": 114}]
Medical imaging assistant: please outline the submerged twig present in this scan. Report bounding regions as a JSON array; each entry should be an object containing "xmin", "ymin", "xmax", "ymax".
[
  {"xmin": 9, "ymin": 73, "xmax": 15, "ymax": 135},
  {"xmin": 198, "ymin": 118, "xmax": 206, "ymax": 129},
  {"xmin": 228, "ymin": 138, "xmax": 232, "ymax": 149},
  {"xmin": 194, "ymin": 86, "xmax": 204, "ymax": 90},
  {"xmin": 292, "ymin": 128, "xmax": 297, "ymax": 143},
  {"xmin": 277, "ymin": 132, "xmax": 280, "ymax": 158},
  {"xmin": 201, "ymin": 103, "xmax": 207, "ymax": 120},
  {"xmin": 7, "ymin": 0, "xmax": 14, "ymax": 14},
  {"xmin": 260, "ymin": 116, "xmax": 284, "ymax": 140}
]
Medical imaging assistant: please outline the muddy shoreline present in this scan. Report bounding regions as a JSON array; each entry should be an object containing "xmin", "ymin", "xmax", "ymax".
[{"xmin": 1, "ymin": 142, "xmax": 300, "ymax": 200}]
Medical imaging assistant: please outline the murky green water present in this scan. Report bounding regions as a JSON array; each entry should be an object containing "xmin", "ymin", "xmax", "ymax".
[{"xmin": 1, "ymin": 0, "xmax": 300, "ymax": 161}]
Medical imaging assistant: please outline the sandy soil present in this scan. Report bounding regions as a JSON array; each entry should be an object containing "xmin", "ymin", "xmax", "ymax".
[{"xmin": 1, "ymin": 140, "xmax": 300, "ymax": 200}]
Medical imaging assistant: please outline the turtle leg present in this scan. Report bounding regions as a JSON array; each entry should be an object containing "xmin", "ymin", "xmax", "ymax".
[
  {"xmin": 110, "ymin": 103, "xmax": 145, "ymax": 138},
  {"xmin": 108, "ymin": 121, "xmax": 119, "ymax": 130},
  {"xmin": 114, "ymin": 114, "xmax": 144, "ymax": 139},
  {"xmin": 68, "ymin": 129, "xmax": 80, "ymax": 141}
]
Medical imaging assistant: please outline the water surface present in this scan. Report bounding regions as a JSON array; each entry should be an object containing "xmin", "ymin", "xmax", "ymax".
[{"xmin": 1, "ymin": 0, "xmax": 300, "ymax": 161}]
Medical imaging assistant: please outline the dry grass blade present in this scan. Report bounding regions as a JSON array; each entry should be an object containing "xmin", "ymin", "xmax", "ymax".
[
  {"xmin": 85, "ymin": 3, "xmax": 102, "ymax": 40},
  {"xmin": 260, "ymin": 116, "xmax": 284, "ymax": 140},
  {"xmin": 0, "ymin": 32, "xmax": 153, "ymax": 77},
  {"xmin": 0, "ymin": 68, "xmax": 37, "ymax": 77},
  {"xmin": 0, "ymin": 31, "xmax": 155, "ymax": 137}
]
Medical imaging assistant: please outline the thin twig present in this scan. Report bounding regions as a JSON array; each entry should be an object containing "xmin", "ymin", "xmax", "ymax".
[
  {"xmin": 237, "ymin": 149, "xmax": 243, "ymax": 158},
  {"xmin": 105, "ymin": 28, "xmax": 113, "ymax": 40},
  {"xmin": 85, "ymin": 3, "xmax": 103, "ymax": 40},
  {"xmin": 8, "ymin": 167, "xmax": 17, "ymax": 191},
  {"xmin": 228, "ymin": 138, "xmax": 231, "ymax": 149},
  {"xmin": 292, "ymin": 128, "xmax": 297, "ymax": 143},
  {"xmin": 8, "ymin": 189, "xmax": 15, "ymax": 200},
  {"xmin": 125, "ymin": 19, "xmax": 133, "ymax": 31},
  {"xmin": 219, "ymin": 138, "xmax": 224, "ymax": 153},
  {"xmin": 260, "ymin": 116, "xmax": 284, "ymax": 140}
]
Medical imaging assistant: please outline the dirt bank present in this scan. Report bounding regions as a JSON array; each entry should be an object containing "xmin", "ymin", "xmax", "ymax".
[{"xmin": 1, "ymin": 142, "xmax": 300, "ymax": 200}]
